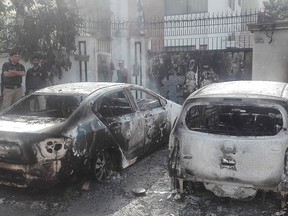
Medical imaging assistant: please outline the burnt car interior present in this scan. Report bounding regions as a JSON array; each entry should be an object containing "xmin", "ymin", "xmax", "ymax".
[
  {"xmin": 5, "ymin": 95, "xmax": 83, "ymax": 118},
  {"xmin": 185, "ymin": 104, "xmax": 283, "ymax": 136},
  {"xmin": 96, "ymin": 89, "xmax": 164, "ymax": 118},
  {"xmin": 97, "ymin": 91, "xmax": 133, "ymax": 117},
  {"xmin": 130, "ymin": 89, "xmax": 162, "ymax": 111}
]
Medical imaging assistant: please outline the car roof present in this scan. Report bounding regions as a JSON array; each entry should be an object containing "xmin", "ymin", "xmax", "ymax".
[
  {"xmin": 35, "ymin": 82, "xmax": 132, "ymax": 95},
  {"xmin": 188, "ymin": 81, "xmax": 288, "ymax": 100}
]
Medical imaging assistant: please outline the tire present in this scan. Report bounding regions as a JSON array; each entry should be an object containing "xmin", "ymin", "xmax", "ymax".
[{"xmin": 92, "ymin": 150, "xmax": 114, "ymax": 182}]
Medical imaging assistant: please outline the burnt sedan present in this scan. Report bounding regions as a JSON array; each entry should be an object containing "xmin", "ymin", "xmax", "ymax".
[{"xmin": 0, "ymin": 82, "xmax": 181, "ymax": 187}]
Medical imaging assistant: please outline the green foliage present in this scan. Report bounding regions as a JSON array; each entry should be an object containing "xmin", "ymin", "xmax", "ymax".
[
  {"xmin": 0, "ymin": 0, "xmax": 80, "ymax": 79},
  {"xmin": 264, "ymin": 0, "xmax": 288, "ymax": 20}
]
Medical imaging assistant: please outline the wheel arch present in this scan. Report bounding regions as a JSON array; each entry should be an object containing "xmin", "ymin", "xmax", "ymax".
[{"xmin": 104, "ymin": 147, "xmax": 123, "ymax": 171}]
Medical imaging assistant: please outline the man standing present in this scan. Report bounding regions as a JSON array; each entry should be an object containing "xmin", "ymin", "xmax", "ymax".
[
  {"xmin": 1, "ymin": 51, "xmax": 26, "ymax": 110},
  {"xmin": 26, "ymin": 55, "xmax": 49, "ymax": 94},
  {"xmin": 25, "ymin": 55, "xmax": 49, "ymax": 110},
  {"xmin": 116, "ymin": 60, "xmax": 128, "ymax": 83},
  {"xmin": 99, "ymin": 57, "xmax": 115, "ymax": 82}
]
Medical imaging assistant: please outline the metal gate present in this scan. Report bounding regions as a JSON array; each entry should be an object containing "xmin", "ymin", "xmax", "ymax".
[
  {"xmin": 148, "ymin": 49, "xmax": 252, "ymax": 104},
  {"xmin": 143, "ymin": 11, "xmax": 259, "ymax": 103},
  {"xmin": 79, "ymin": 10, "xmax": 261, "ymax": 103}
]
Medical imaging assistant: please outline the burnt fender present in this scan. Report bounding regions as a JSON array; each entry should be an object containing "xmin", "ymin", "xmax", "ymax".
[
  {"xmin": 280, "ymin": 148, "xmax": 288, "ymax": 191},
  {"xmin": 168, "ymin": 139, "xmax": 180, "ymax": 178}
]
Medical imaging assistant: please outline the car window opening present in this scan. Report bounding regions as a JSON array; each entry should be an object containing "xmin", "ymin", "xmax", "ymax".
[
  {"xmin": 130, "ymin": 89, "xmax": 162, "ymax": 111},
  {"xmin": 185, "ymin": 105, "xmax": 283, "ymax": 136},
  {"xmin": 5, "ymin": 95, "xmax": 84, "ymax": 118},
  {"xmin": 97, "ymin": 91, "xmax": 133, "ymax": 117}
]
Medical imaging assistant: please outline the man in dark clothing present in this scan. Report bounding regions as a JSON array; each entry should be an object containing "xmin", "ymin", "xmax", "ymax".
[
  {"xmin": 116, "ymin": 60, "xmax": 128, "ymax": 83},
  {"xmin": 26, "ymin": 56, "xmax": 49, "ymax": 94},
  {"xmin": 1, "ymin": 51, "xmax": 26, "ymax": 110},
  {"xmin": 99, "ymin": 57, "xmax": 115, "ymax": 82},
  {"xmin": 25, "ymin": 56, "xmax": 49, "ymax": 110}
]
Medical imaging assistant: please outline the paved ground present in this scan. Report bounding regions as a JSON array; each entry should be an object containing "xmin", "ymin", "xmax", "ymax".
[{"xmin": 0, "ymin": 147, "xmax": 286, "ymax": 216}]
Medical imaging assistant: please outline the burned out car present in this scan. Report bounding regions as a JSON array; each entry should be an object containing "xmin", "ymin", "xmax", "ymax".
[
  {"xmin": 0, "ymin": 82, "xmax": 181, "ymax": 187},
  {"xmin": 169, "ymin": 81, "xmax": 288, "ymax": 206}
]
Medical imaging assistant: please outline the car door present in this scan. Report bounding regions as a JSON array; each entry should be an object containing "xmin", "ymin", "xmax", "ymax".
[
  {"xmin": 95, "ymin": 89, "xmax": 145, "ymax": 160},
  {"xmin": 128, "ymin": 88, "xmax": 170, "ymax": 153}
]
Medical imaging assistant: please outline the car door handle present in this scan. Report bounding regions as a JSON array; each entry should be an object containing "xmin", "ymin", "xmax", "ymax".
[
  {"xmin": 109, "ymin": 122, "xmax": 121, "ymax": 128},
  {"xmin": 221, "ymin": 158, "xmax": 236, "ymax": 166}
]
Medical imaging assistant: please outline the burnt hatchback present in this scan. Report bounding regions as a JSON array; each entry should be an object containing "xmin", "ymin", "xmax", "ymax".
[
  {"xmin": 169, "ymin": 81, "xmax": 288, "ymax": 207},
  {"xmin": 0, "ymin": 82, "xmax": 181, "ymax": 187}
]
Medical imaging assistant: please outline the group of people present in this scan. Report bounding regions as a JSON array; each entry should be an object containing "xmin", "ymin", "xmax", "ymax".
[
  {"xmin": 99, "ymin": 57, "xmax": 129, "ymax": 83},
  {"xmin": 1, "ymin": 51, "xmax": 50, "ymax": 110},
  {"xmin": 0, "ymin": 51, "xmax": 131, "ymax": 110}
]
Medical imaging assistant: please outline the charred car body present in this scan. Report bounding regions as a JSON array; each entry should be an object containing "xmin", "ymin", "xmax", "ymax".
[
  {"xmin": 0, "ymin": 82, "xmax": 181, "ymax": 187},
  {"xmin": 169, "ymin": 81, "xmax": 288, "ymax": 207}
]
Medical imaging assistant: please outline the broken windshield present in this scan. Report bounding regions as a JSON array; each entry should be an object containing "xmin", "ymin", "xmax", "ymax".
[
  {"xmin": 185, "ymin": 104, "xmax": 283, "ymax": 136},
  {"xmin": 4, "ymin": 94, "xmax": 84, "ymax": 118}
]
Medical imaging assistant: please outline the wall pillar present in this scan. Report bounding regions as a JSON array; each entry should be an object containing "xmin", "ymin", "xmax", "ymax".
[{"xmin": 248, "ymin": 20, "xmax": 288, "ymax": 82}]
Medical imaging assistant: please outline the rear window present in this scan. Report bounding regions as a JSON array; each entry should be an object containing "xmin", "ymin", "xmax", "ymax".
[
  {"xmin": 185, "ymin": 105, "xmax": 283, "ymax": 136},
  {"xmin": 5, "ymin": 94, "xmax": 84, "ymax": 118}
]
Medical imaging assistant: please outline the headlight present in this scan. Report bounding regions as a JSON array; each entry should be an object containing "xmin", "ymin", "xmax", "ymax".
[{"xmin": 36, "ymin": 138, "xmax": 72, "ymax": 160}]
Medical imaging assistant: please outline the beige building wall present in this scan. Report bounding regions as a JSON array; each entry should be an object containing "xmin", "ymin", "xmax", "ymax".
[
  {"xmin": 144, "ymin": 0, "xmax": 164, "ymax": 17},
  {"xmin": 125, "ymin": 0, "xmax": 164, "ymax": 18},
  {"xmin": 76, "ymin": 0, "xmax": 111, "ymax": 19},
  {"xmin": 241, "ymin": 0, "xmax": 264, "ymax": 11},
  {"xmin": 249, "ymin": 21, "xmax": 288, "ymax": 82},
  {"xmin": 110, "ymin": 0, "xmax": 165, "ymax": 87}
]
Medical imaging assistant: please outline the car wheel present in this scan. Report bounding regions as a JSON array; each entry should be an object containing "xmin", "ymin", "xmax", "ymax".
[{"xmin": 92, "ymin": 150, "xmax": 114, "ymax": 182}]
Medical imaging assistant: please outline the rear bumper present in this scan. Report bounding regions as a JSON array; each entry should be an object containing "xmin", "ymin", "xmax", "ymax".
[
  {"xmin": 0, "ymin": 160, "xmax": 60, "ymax": 188},
  {"xmin": 173, "ymin": 176, "xmax": 283, "ymax": 199}
]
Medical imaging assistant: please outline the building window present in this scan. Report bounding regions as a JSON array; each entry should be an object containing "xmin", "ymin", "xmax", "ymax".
[
  {"xmin": 199, "ymin": 45, "xmax": 208, "ymax": 50},
  {"xmin": 190, "ymin": 45, "xmax": 197, "ymax": 51},
  {"xmin": 228, "ymin": 0, "xmax": 235, "ymax": 10},
  {"xmin": 165, "ymin": 0, "xmax": 208, "ymax": 16},
  {"xmin": 165, "ymin": 45, "xmax": 196, "ymax": 52},
  {"xmin": 228, "ymin": 33, "xmax": 236, "ymax": 41}
]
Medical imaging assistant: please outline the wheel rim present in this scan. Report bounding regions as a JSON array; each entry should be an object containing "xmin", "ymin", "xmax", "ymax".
[{"xmin": 94, "ymin": 151, "xmax": 113, "ymax": 182}]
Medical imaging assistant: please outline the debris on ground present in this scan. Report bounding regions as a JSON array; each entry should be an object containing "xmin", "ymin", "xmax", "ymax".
[{"xmin": 81, "ymin": 180, "xmax": 90, "ymax": 191}]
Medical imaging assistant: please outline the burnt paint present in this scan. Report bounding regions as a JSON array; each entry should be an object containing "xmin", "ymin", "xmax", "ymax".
[
  {"xmin": 59, "ymin": 106, "xmax": 122, "ymax": 175},
  {"xmin": 143, "ymin": 109, "xmax": 170, "ymax": 153},
  {"xmin": 168, "ymin": 86, "xmax": 288, "ymax": 201},
  {"xmin": 0, "ymin": 84, "xmax": 178, "ymax": 187},
  {"xmin": 0, "ymin": 131, "xmax": 62, "ymax": 165},
  {"xmin": 97, "ymin": 111, "xmax": 145, "ymax": 160}
]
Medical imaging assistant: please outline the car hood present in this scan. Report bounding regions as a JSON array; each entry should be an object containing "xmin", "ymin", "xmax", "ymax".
[{"xmin": 0, "ymin": 115, "xmax": 66, "ymax": 133}]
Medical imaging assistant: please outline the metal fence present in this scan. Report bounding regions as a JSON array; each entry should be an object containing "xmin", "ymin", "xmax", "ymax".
[{"xmin": 78, "ymin": 10, "xmax": 262, "ymax": 52}]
